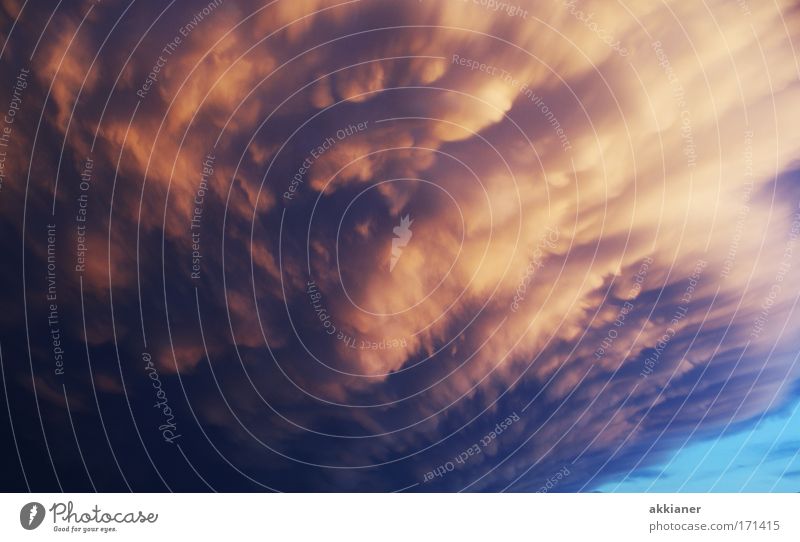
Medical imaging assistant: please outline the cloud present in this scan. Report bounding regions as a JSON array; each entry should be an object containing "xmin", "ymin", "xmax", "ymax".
[{"xmin": 1, "ymin": 0, "xmax": 799, "ymax": 491}]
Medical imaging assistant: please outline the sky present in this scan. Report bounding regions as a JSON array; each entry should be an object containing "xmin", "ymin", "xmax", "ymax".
[
  {"xmin": 0, "ymin": 0, "xmax": 799, "ymax": 492},
  {"xmin": 600, "ymin": 398, "xmax": 800, "ymax": 492}
]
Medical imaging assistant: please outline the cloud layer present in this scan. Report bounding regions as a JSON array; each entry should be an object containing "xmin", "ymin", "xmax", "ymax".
[{"xmin": 1, "ymin": 0, "xmax": 799, "ymax": 491}]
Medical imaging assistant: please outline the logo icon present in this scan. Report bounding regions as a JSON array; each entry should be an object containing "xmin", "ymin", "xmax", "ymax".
[
  {"xmin": 20, "ymin": 502, "xmax": 45, "ymax": 530},
  {"xmin": 390, "ymin": 214, "xmax": 413, "ymax": 272}
]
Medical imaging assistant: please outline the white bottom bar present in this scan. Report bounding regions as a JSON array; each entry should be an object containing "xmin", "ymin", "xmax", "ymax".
[{"xmin": 2, "ymin": 493, "xmax": 797, "ymax": 541}]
